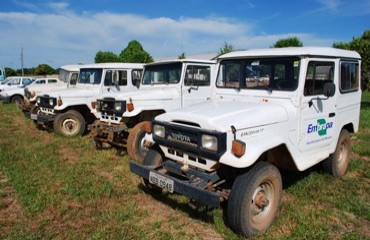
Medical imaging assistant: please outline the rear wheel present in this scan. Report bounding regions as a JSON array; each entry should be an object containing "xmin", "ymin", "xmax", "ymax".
[
  {"xmin": 322, "ymin": 129, "xmax": 351, "ymax": 177},
  {"xmin": 127, "ymin": 121, "xmax": 150, "ymax": 163},
  {"xmin": 53, "ymin": 110, "xmax": 85, "ymax": 137},
  {"xmin": 11, "ymin": 96, "xmax": 23, "ymax": 110},
  {"xmin": 227, "ymin": 162, "xmax": 282, "ymax": 237}
]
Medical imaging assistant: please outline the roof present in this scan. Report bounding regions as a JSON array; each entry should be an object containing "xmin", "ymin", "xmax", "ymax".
[
  {"xmin": 59, "ymin": 64, "xmax": 84, "ymax": 72},
  {"xmin": 146, "ymin": 59, "xmax": 216, "ymax": 67},
  {"xmin": 79, "ymin": 62, "xmax": 145, "ymax": 69},
  {"xmin": 218, "ymin": 47, "xmax": 361, "ymax": 60}
]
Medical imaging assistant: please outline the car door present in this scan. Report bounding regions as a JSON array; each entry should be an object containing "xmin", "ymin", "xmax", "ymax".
[
  {"xmin": 181, "ymin": 64, "xmax": 213, "ymax": 107},
  {"xmin": 299, "ymin": 59, "xmax": 337, "ymax": 153}
]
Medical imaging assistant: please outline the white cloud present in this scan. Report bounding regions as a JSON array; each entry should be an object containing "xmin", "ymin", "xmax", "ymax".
[{"xmin": 0, "ymin": 6, "xmax": 334, "ymax": 69}]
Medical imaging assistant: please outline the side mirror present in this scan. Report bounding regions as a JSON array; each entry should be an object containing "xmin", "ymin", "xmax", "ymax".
[
  {"xmin": 323, "ymin": 82, "xmax": 335, "ymax": 97},
  {"xmin": 133, "ymin": 79, "xmax": 140, "ymax": 88}
]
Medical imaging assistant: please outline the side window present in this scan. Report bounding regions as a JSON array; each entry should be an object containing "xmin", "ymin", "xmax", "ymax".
[
  {"xmin": 48, "ymin": 79, "xmax": 58, "ymax": 84},
  {"xmin": 10, "ymin": 78, "xmax": 20, "ymax": 85},
  {"xmin": 104, "ymin": 70, "xmax": 127, "ymax": 86},
  {"xmin": 304, "ymin": 61, "xmax": 334, "ymax": 96},
  {"xmin": 118, "ymin": 70, "xmax": 127, "ymax": 86},
  {"xmin": 131, "ymin": 69, "xmax": 142, "ymax": 85},
  {"xmin": 340, "ymin": 62, "xmax": 359, "ymax": 93},
  {"xmin": 70, "ymin": 73, "xmax": 78, "ymax": 85},
  {"xmin": 36, "ymin": 80, "xmax": 46, "ymax": 84},
  {"xmin": 185, "ymin": 65, "xmax": 211, "ymax": 86}
]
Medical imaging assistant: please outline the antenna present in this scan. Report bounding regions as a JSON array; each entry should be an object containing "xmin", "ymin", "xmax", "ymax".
[{"xmin": 21, "ymin": 46, "xmax": 24, "ymax": 76}]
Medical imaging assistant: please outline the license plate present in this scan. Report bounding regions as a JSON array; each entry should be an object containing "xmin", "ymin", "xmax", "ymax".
[
  {"xmin": 149, "ymin": 171, "xmax": 174, "ymax": 193},
  {"xmin": 30, "ymin": 114, "xmax": 38, "ymax": 120}
]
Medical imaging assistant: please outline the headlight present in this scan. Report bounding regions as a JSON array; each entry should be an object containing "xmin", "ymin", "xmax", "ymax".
[
  {"xmin": 96, "ymin": 101, "xmax": 101, "ymax": 112},
  {"xmin": 201, "ymin": 134, "xmax": 218, "ymax": 151},
  {"xmin": 115, "ymin": 102, "xmax": 122, "ymax": 111},
  {"xmin": 153, "ymin": 124, "xmax": 165, "ymax": 138},
  {"xmin": 49, "ymin": 98, "xmax": 54, "ymax": 106},
  {"xmin": 37, "ymin": 97, "xmax": 41, "ymax": 104}
]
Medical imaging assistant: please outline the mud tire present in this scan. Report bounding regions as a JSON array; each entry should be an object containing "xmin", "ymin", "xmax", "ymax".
[
  {"xmin": 127, "ymin": 121, "xmax": 150, "ymax": 163},
  {"xmin": 53, "ymin": 110, "xmax": 85, "ymax": 137}
]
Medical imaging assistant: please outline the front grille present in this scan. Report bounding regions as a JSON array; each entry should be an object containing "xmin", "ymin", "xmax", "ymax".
[
  {"xmin": 153, "ymin": 120, "xmax": 227, "ymax": 161},
  {"xmin": 97, "ymin": 98, "xmax": 126, "ymax": 116},
  {"xmin": 38, "ymin": 96, "xmax": 56, "ymax": 108}
]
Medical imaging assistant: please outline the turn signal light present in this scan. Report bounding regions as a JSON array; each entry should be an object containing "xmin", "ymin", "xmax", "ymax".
[
  {"xmin": 232, "ymin": 140, "xmax": 246, "ymax": 158},
  {"xmin": 57, "ymin": 97, "xmax": 63, "ymax": 106},
  {"xmin": 127, "ymin": 102, "xmax": 134, "ymax": 112},
  {"xmin": 91, "ymin": 101, "xmax": 96, "ymax": 109}
]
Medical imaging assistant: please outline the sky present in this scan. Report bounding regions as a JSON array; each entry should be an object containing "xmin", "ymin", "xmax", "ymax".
[{"xmin": 0, "ymin": 0, "xmax": 369, "ymax": 69}]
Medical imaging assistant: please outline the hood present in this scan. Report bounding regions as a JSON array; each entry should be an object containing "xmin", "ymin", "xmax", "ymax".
[
  {"xmin": 27, "ymin": 83, "xmax": 67, "ymax": 94},
  {"xmin": 38, "ymin": 85, "xmax": 99, "ymax": 99},
  {"xmin": 97, "ymin": 86, "xmax": 180, "ymax": 101},
  {"xmin": 156, "ymin": 99, "xmax": 289, "ymax": 132}
]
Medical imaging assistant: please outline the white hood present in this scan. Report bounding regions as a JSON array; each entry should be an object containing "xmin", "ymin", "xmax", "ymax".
[{"xmin": 156, "ymin": 99, "xmax": 289, "ymax": 132}]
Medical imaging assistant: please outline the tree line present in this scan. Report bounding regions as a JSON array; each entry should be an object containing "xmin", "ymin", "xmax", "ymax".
[{"xmin": 4, "ymin": 30, "xmax": 369, "ymax": 90}]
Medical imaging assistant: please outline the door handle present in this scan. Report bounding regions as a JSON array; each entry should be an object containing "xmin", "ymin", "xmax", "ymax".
[{"xmin": 329, "ymin": 113, "xmax": 335, "ymax": 118}]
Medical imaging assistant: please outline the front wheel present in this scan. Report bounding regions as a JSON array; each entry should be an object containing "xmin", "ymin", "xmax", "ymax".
[
  {"xmin": 53, "ymin": 110, "xmax": 86, "ymax": 137},
  {"xmin": 227, "ymin": 162, "xmax": 282, "ymax": 238},
  {"xmin": 11, "ymin": 96, "xmax": 24, "ymax": 110},
  {"xmin": 142, "ymin": 149, "xmax": 163, "ymax": 192},
  {"xmin": 322, "ymin": 129, "xmax": 351, "ymax": 177},
  {"xmin": 127, "ymin": 121, "xmax": 150, "ymax": 163},
  {"xmin": 29, "ymin": 104, "xmax": 40, "ymax": 124}
]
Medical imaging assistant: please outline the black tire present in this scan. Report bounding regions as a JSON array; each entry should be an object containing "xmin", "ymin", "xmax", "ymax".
[
  {"xmin": 11, "ymin": 96, "xmax": 24, "ymax": 110},
  {"xmin": 322, "ymin": 129, "xmax": 351, "ymax": 177},
  {"xmin": 53, "ymin": 110, "xmax": 86, "ymax": 137},
  {"xmin": 142, "ymin": 149, "xmax": 163, "ymax": 191},
  {"xmin": 227, "ymin": 162, "xmax": 282, "ymax": 238},
  {"xmin": 127, "ymin": 121, "xmax": 150, "ymax": 163}
]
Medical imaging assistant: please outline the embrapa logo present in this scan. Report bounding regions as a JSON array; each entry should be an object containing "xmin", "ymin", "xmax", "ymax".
[{"xmin": 307, "ymin": 119, "xmax": 333, "ymax": 136}]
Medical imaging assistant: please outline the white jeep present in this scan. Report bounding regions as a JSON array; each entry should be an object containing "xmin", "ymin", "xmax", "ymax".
[
  {"xmin": 90, "ymin": 59, "xmax": 216, "ymax": 161},
  {"xmin": 130, "ymin": 47, "xmax": 362, "ymax": 237},
  {"xmin": 36, "ymin": 63, "xmax": 143, "ymax": 136},
  {"xmin": 23, "ymin": 64, "xmax": 81, "ymax": 115}
]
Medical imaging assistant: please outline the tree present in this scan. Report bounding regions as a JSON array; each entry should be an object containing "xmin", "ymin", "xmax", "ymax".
[
  {"xmin": 333, "ymin": 30, "xmax": 370, "ymax": 91},
  {"xmin": 119, "ymin": 40, "xmax": 154, "ymax": 63},
  {"xmin": 178, "ymin": 52, "xmax": 186, "ymax": 59},
  {"xmin": 95, "ymin": 51, "xmax": 120, "ymax": 63},
  {"xmin": 218, "ymin": 42, "xmax": 234, "ymax": 55},
  {"xmin": 4, "ymin": 67, "xmax": 16, "ymax": 76},
  {"xmin": 34, "ymin": 64, "xmax": 56, "ymax": 75},
  {"xmin": 272, "ymin": 37, "xmax": 303, "ymax": 48}
]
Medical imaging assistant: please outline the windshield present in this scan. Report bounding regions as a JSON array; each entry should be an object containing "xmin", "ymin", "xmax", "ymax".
[
  {"xmin": 216, "ymin": 57, "xmax": 300, "ymax": 91},
  {"xmin": 78, "ymin": 68, "xmax": 102, "ymax": 84},
  {"xmin": 142, "ymin": 62, "xmax": 182, "ymax": 85}
]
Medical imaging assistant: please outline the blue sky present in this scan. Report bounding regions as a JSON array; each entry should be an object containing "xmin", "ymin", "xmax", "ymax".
[{"xmin": 0, "ymin": 0, "xmax": 369, "ymax": 69}]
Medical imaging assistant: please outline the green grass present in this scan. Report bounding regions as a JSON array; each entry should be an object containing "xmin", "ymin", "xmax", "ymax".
[{"xmin": 0, "ymin": 92, "xmax": 369, "ymax": 239}]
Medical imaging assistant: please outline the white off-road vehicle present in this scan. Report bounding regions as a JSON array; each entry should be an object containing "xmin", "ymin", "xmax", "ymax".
[
  {"xmin": 36, "ymin": 63, "xmax": 143, "ymax": 136},
  {"xmin": 23, "ymin": 64, "xmax": 81, "ymax": 115},
  {"xmin": 130, "ymin": 47, "xmax": 362, "ymax": 237},
  {"xmin": 90, "ymin": 59, "xmax": 216, "ymax": 161}
]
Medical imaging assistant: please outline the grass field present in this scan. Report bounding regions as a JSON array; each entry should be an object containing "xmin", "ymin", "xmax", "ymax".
[{"xmin": 0, "ymin": 92, "xmax": 369, "ymax": 239}]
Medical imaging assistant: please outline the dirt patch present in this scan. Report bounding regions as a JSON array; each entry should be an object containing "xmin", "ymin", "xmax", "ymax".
[{"xmin": 58, "ymin": 146, "xmax": 80, "ymax": 163}]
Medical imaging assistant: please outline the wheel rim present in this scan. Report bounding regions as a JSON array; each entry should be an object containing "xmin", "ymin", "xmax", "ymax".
[
  {"xmin": 249, "ymin": 181, "xmax": 275, "ymax": 226},
  {"xmin": 337, "ymin": 142, "xmax": 348, "ymax": 169},
  {"xmin": 138, "ymin": 133, "xmax": 149, "ymax": 155},
  {"xmin": 62, "ymin": 118, "xmax": 79, "ymax": 135}
]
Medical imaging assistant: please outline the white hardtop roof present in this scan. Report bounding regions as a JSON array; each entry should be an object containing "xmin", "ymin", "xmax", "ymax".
[
  {"xmin": 59, "ymin": 64, "xmax": 83, "ymax": 72},
  {"xmin": 79, "ymin": 62, "xmax": 144, "ymax": 70},
  {"xmin": 218, "ymin": 47, "xmax": 361, "ymax": 60},
  {"xmin": 146, "ymin": 59, "xmax": 216, "ymax": 67}
]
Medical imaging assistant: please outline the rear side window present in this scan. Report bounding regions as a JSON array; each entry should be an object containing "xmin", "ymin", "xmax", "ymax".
[
  {"xmin": 340, "ymin": 62, "xmax": 359, "ymax": 93},
  {"xmin": 48, "ymin": 79, "xmax": 58, "ymax": 84},
  {"xmin": 304, "ymin": 61, "xmax": 334, "ymax": 96},
  {"xmin": 185, "ymin": 65, "xmax": 211, "ymax": 86}
]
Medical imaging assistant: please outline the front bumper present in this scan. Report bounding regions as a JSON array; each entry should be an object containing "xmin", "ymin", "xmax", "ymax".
[
  {"xmin": 37, "ymin": 112, "xmax": 55, "ymax": 123},
  {"xmin": 130, "ymin": 160, "xmax": 224, "ymax": 207},
  {"xmin": 88, "ymin": 121, "xmax": 128, "ymax": 147}
]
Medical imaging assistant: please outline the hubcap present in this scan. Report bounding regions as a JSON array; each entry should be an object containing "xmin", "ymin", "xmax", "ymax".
[
  {"xmin": 250, "ymin": 182, "xmax": 274, "ymax": 224},
  {"xmin": 337, "ymin": 142, "xmax": 347, "ymax": 168},
  {"xmin": 62, "ymin": 118, "xmax": 78, "ymax": 134}
]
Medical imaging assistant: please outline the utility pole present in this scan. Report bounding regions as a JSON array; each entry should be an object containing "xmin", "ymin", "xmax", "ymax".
[{"xmin": 21, "ymin": 46, "xmax": 24, "ymax": 76}]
